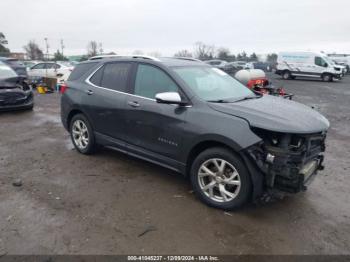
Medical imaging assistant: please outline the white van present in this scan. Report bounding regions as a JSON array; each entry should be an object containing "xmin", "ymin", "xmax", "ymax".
[
  {"xmin": 328, "ymin": 54, "xmax": 350, "ymax": 73},
  {"xmin": 276, "ymin": 52, "xmax": 343, "ymax": 81}
]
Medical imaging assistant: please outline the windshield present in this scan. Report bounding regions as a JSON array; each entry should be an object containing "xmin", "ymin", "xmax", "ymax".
[
  {"xmin": 322, "ymin": 56, "xmax": 335, "ymax": 66},
  {"xmin": 58, "ymin": 61, "xmax": 73, "ymax": 67},
  {"xmin": 0, "ymin": 63, "xmax": 17, "ymax": 78},
  {"xmin": 174, "ymin": 66, "xmax": 254, "ymax": 101}
]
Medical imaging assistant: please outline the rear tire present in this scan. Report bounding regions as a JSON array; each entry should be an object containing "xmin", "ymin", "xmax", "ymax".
[
  {"xmin": 190, "ymin": 147, "xmax": 252, "ymax": 210},
  {"xmin": 282, "ymin": 70, "xmax": 291, "ymax": 80},
  {"xmin": 70, "ymin": 114, "xmax": 96, "ymax": 154}
]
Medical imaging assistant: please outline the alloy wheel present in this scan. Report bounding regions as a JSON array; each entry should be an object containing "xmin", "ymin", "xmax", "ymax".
[
  {"xmin": 198, "ymin": 158, "xmax": 241, "ymax": 202},
  {"xmin": 72, "ymin": 120, "xmax": 89, "ymax": 150}
]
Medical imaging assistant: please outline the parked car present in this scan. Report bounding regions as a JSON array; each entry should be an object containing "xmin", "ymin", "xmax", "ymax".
[
  {"xmin": 276, "ymin": 52, "xmax": 343, "ymax": 81},
  {"xmin": 245, "ymin": 62, "xmax": 270, "ymax": 71},
  {"xmin": 222, "ymin": 62, "xmax": 239, "ymax": 74},
  {"xmin": 61, "ymin": 56, "xmax": 329, "ymax": 210},
  {"xmin": 23, "ymin": 60, "xmax": 40, "ymax": 70},
  {"xmin": 27, "ymin": 61, "xmax": 74, "ymax": 83},
  {"xmin": 204, "ymin": 59, "xmax": 227, "ymax": 70},
  {"xmin": 0, "ymin": 61, "xmax": 33, "ymax": 111},
  {"xmin": 231, "ymin": 61, "xmax": 247, "ymax": 70},
  {"xmin": 0, "ymin": 57, "xmax": 27, "ymax": 78}
]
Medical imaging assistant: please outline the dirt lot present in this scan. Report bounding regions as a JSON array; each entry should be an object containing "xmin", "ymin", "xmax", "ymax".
[{"xmin": 0, "ymin": 73, "xmax": 350, "ymax": 255}]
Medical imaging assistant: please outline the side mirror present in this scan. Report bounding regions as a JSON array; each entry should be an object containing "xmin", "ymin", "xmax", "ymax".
[
  {"xmin": 324, "ymin": 63, "xmax": 328, "ymax": 67},
  {"xmin": 155, "ymin": 92, "xmax": 183, "ymax": 105}
]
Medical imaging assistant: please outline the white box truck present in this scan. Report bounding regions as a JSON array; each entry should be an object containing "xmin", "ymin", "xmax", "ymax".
[{"xmin": 276, "ymin": 52, "xmax": 343, "ymax": 82}]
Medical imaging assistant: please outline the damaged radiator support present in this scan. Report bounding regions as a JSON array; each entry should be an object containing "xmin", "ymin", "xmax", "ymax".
[{"xmin": 247, "ymin": 132, "xmax": 326, "ymax": 194}]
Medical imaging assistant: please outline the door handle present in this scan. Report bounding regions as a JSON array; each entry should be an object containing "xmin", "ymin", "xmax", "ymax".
[
  {"xmin": 86, "ymin": 90, "xmax": 93, "ymax": 95},
  {"xmin": 127, "ymin": 101, "xmax": 140, "ymax": 108}
]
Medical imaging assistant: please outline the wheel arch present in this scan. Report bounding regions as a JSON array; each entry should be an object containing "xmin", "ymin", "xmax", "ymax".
[
  {"xmin": 185, "ymin": 138, "xmax": 242, "ymax": 177},
  {"xmin": 184, "ymin": 138, "xmax": 264, "ymax": 201},
  {"xmin": 66, "ymin": 108, "xmax": 94, "ymax": 130}
]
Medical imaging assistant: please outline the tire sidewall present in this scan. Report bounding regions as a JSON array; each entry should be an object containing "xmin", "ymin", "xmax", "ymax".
[
  {"xmin": 322, "ymin": 74, "xmax": 332, "ymax": 82},
  {"xmin": 190, "ymin": 148, "xmax": 252, "ymax": 210},
  {"xmin": 70, "ymin": 114, "xmax": 95, "ymax": 154},
  {"xmin": 282, "ymin": 71, "xmax": 290, "ymax": 80}
]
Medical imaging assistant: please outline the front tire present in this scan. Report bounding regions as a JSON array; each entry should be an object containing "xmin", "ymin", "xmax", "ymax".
[
  {"xmin": 190, "ymin": 147, "xmax": 252, "ymax": 210},
  {"xmin": 322, "ymin": 73, "xmax": 333, "ymax": 82},
  {"xmin": 70, "ymin": 114, "xmax": 96, "ymax": 154}
]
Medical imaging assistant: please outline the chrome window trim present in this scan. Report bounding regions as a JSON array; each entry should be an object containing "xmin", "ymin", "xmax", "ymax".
[
  {"xmin": 85, "ymin": 63, "xmax": 192, "ymax": 107},
  {"xmin": 85, "ymin": 64, "xmax": 156, "ymax": 102}
]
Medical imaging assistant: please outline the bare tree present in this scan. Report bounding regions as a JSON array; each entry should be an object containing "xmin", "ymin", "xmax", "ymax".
[
  {"xmin": 174, "ymin": 49, "xmax": 193, "ymax": 57},
  {"xmin": 217, "ymin": 47, "xmax": 230, "ymax": 61},
  {"xmin": 87, "ymin": 41, "xmax": 98, "ymax": 57},
  {"xmin": 23, "ymin": 40, "xmax": 44, "ymax": 60},
  {"xmin": 148, "ymin": 51, "xmax": 162, "ymax": 58},
  {"xmin": 133, "ymin": 50, "xmax": 144, "ymax": 55},
  {"xmin": 193, "ymin": 42, "xmax": 215, "ymax": 60},
  {"xmin": 98, "ymin": 42, "xmax": 104, "ymax": 55}
]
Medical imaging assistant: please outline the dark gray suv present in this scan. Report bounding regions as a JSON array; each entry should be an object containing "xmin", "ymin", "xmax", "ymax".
[{"xmin": 61, "ymin": 56, "xmax": 329, "ymax": 210}]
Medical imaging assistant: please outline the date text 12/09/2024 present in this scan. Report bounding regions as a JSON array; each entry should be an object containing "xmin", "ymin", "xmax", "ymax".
[{"xmin": 127, "ymin": 255, "xmax": 220, "ymax": 261}]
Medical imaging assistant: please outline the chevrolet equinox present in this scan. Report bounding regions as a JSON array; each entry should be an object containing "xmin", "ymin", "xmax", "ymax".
[{"xmin": 61, "ymin": 56, "xmax": 329, "ymax": 210}]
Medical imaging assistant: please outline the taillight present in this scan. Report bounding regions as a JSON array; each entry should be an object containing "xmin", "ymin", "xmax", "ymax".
[{"xmin": 60, "ymin": 83, "xmax": 68, "ymax": 94}]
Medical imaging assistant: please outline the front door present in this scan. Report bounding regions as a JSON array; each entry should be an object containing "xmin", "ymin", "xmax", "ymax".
[{"xmin": 124, "ymin": 63, "xmax": 188, "ymax": 165}]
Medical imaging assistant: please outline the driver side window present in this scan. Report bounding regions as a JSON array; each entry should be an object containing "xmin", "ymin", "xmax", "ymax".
[
  {"xmin": 134, "ymin": 64, "xmax": 178, "ymax": 99},
  {"xmin": 315, "ymin": 57, "xmax": 327, "ymax": 67}
]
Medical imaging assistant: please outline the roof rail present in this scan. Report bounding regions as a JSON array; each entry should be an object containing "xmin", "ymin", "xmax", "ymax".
[
  {"xmin": 173, "ymin": 57, "xmax": 203, "ymax": 62},
  {"xmin": 88, "ymin": 54, "xmax": 160, "ymax": 62}
]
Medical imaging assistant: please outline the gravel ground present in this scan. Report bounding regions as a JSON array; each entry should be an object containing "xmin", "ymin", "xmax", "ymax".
[{"xmin": 0, "ymin": 73, "xmax": 349, "ymax": 255}]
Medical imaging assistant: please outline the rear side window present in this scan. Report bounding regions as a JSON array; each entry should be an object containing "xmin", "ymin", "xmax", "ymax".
[
  {"xmin": 134, "ymin": 64, "xmax": 178, "ymax": 99},
  {"xmin": 100, "ymin": 63, "xmax": 132, "ymax": 92},
  {"xmin": 45, "ymin": 63, "xmax": 55, "ymax": 69},
  {"xmin": 31, "ymin": 63, "xmax": 45, "ymax": 69},
  {"xmin": 68, "ymin": 62, "xmax": 97, "ymax": 81},
  {"xmin": 90, "ymin": 66, "xmax": 104, "ymax": 86}
]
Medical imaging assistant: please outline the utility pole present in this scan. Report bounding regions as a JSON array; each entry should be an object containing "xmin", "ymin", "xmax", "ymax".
[
  {"xmin": 44, "ymin": 37, "xmax": 49, "ymax": 61},
  {"xmin": 99, "ymin": 42, "xmax": 103, "ymax": 55},
  {"xmin": 60, "ymin": 39, "xmax": 65, "ymax": 57}
]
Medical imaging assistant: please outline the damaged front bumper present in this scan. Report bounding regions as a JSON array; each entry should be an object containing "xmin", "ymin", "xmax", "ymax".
[{"xmin": 245, "ymin": 131, "xmax": 327, "ymax": 200}]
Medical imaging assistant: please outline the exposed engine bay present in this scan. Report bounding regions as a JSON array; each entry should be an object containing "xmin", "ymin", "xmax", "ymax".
[{"xmin": 247, "ymin": 128, "xmax": 326, "ymax": 197}]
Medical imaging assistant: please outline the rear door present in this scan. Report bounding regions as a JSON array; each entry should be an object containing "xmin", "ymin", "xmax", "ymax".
[
  {"xmin": 28, "ymin": 63, "xmax": 46, "ymax": 77},
  {"xmin": 124, "ymin": 63, "xmax": 187, "ymax": 166},
  {"xmin": 84, "ymin": 61, "xmax": 133, "ymax": 143}
]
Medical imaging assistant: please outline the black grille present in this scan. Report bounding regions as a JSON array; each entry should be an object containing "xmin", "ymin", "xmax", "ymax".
[{"xmin": 0, "ymin": 92, "xmax": 26, "ymax": 105}]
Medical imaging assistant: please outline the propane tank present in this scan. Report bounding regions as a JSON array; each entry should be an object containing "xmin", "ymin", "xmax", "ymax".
[{"xmin": 234, "ymin": 69, "xmax": 266, "ymax": 86}]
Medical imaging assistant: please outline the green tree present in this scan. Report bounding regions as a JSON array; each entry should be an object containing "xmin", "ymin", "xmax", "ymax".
[
  {"xmin": 52, "ymin": 49, "xmax": 68, "ymax": 61},
  {"xmin": 0, "ymin": 32, "xmax": 10, "ymax": 56},
  {"xmin": 217, "ymin": 47, "xmax": 230, "ymax": 61},
  {"xmin": 266, "ymin": 53, "xmax": 278, "ymax": 63},
  {"xmin": 249, "ymin": 52, "xmax": 258, "ymax": 61}
]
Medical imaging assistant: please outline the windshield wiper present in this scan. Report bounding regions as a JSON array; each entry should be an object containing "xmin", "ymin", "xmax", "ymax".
[
  {"xmin": 233, "ymin": 95, "xmax": 261, "ymax": 102},
  {"xmin": 207, "ymin": 99, "xmax": 232, "ymax": 103}
]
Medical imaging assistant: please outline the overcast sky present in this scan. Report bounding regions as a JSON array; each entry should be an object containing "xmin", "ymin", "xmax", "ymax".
[{"xmin": 2, "ymin": 0, "xmax": 350, "ymax": 56}]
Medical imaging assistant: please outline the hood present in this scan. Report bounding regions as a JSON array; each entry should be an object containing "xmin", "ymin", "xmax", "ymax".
[
  {"xmin": 0, "ymin": 77, "xmax": 20, "ymax": 89},
  {"xmin": 208, "ymin": 95, "xmax": 329, "ymax": 134}
]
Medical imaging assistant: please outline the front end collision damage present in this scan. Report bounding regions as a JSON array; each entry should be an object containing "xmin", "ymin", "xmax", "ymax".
[{"xmin": 241, "ymin": 128, "xmax": 326, "ymax": 202}]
